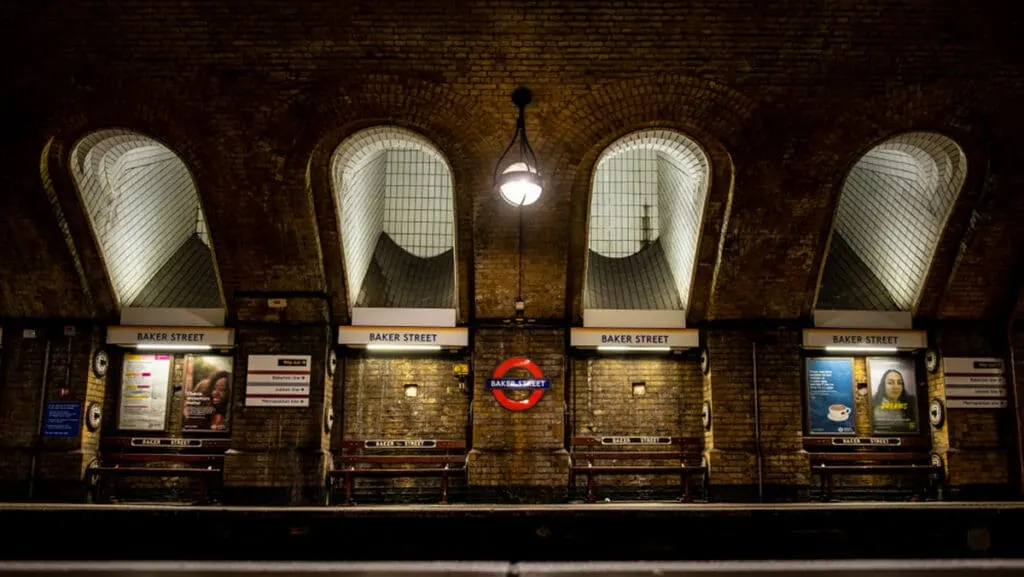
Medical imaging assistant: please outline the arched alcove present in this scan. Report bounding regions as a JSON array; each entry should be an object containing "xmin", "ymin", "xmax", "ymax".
[
  {"xmin": 817, "ymin": 132, "xmax": 967, "ymax": 312},
  {"xmin": 69, "ymin": 129, "xmax": 222, "ymax": 310},
  {"xmin": 584, "ymin": 129, "xmax": 711, "ymax": 312},
  {"xmin": 331, "ymin": 126, "xmax": 456, "ymax": 311}
]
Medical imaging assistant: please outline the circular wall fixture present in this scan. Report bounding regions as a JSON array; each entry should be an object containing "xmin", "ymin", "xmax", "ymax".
[
  {"xmin": 328, "ymin": 349, "xmax": 338, "ymax": 378},
  {"xmin": 925, "ymin": 349, "xmax": 940, "ymax": 373},
  {"xmin": 91, "ymin": 349, "xmax": 109, "ymax": 378},
  {"xmin": 701, "ymin": 401, "xmax": 712, "ymax": 431},
  {"xmin": 86, "ymin": 402, "xmax": 102, "ymax": 432},
  {"xmin": 929, "ymin": 398, "xmax": 945, "ymax": 429},
  {"xmin": 325, "ymin": 406, "xmax": 335, "ymax": 434},
  {"xmin": 700, "ymin": 347, "xmax": 710, "ymax": 375}
]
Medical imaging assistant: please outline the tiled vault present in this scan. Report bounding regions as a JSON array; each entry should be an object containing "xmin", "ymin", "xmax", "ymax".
[
  {"xmin": 70, "ymin": 129, "xmax": 222, "ymax": 309},
  {"xmin": 817, "ymin": 132, "xmax": 967, "ymax": 311},
  {"xmin": 585, "ymin": 129, "xmax": 710, "ymax": 311},
  {"xmin": 331, "ymin": 126, "xmax": 456, "ymax": 310}
]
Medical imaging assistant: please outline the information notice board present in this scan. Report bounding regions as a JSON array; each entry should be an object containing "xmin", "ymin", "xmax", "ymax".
[{"xmin": 118, "ymin": 353, "xmax": 171, "ymax": 431}]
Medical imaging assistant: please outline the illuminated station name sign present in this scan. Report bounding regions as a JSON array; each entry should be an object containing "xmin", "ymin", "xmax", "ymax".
[
  {"xmin": 598, "ymin": 333, "xmax": 671, "ymax": 345},
  {"xmin": 828, "ymin": 334, "xmax": 899, "ymax": 346},
  {"xmin": 570, "ymin": 328, "xmax": 699, "ymax": 349},
  {"xmin": 135, "ymin": 331, "xmax": 208, "ymax": 343},
  {"xmin": 338, "ymin": 326, "xmax": 469, "ymax": 348},
  {"xmin": 802, "ymin": 329, "xmax": 927, "ymax": 350},
  {"xmin": 368, "ymin": 331, "xmax": 440, "ymax": 344},
  {"xmin": 106, "ymin": 326, "xmax": 235, "ymax": 347}
]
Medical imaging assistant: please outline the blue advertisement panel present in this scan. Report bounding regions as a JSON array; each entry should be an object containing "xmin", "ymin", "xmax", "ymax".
[
  {"xmin": 806, "ymin": 357, "xmax": 855, "ymax": 435},
  {"xmin": 43, "ymin": 401, "xmax": 81, "ymax": 438}
]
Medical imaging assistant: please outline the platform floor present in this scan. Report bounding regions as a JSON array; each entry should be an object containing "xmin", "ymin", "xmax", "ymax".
[{"xmin": 2, "ymin": 501, "xmax": 1022, "ymax": 561}]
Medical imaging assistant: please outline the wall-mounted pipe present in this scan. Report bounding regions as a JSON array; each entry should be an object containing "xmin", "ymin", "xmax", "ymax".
[
  {"xmin": 28, "ymin": 337, "xmax": 52, "ymax": 500},
  {"xmin": 752, "ymin": 341, "xmax": 764, "ymax": 503},
  {"xmin": 1008, "ymin": 317, "xmax": 1022, "ymax": 497}
]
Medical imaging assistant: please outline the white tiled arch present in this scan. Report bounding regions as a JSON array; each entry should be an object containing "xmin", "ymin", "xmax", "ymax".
[
  {"xmin": 587, "ymin": 129, "xmax": 710, "ymax": 309},
  {"xmin": 829, "ymin": 131, "xmax": 967, "ymax": 310},
  {"xmin": 70, "ymin": 129, "xmax": 215, "ymax": 307},
  {"xmin": 330, "ymin": 126, "xmax": 455, "ymax": 306}
]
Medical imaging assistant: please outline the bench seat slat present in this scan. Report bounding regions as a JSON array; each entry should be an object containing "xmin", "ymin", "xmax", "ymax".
[
  {"xmin": 339, "ymin": 455, "xmax": 466, "ymax": 465},
  {"xmin": 810, "ymin": 452, "xmax": 929, "ymax": 463},
  {"xmin": 331, "ymin": 467, "xmax": 465, "ymax": 478},
  {"xmin": 93, "ymin": 467, "xmax": 218, "ymax": 474},
  {"xmin": 572, "ymin": 452, "xmax": 687, "ymax": 460},
  {"xmin": 572, "ymin": 465, "xmax": 701, "ymax": 474}
]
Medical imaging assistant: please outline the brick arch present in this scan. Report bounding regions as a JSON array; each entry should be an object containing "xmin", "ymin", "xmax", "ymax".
[
  {"xmin": 555, "ymin": 75, "xmax": 754, "ymax": 323},
  {"xmin": 800, "ymin": 80, "xmax": 990, "ymax": 319},
  {"xmin": 287, "ymin": 75, "xmax": 503, "ymax": 323},
  {"xmin": 38, "ymin": 86, "xmax": 228, "ymax": 320}
]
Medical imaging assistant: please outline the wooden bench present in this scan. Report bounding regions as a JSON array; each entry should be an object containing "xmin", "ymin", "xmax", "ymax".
[
  {"xmin": 569, "ymin": 436, "xmax": 707, "ymax": 503},
  {"xmin": 806, "ymin": 437, "xmax": 944, "ymax": 501},
  {"xmin": 88, "ymin": 437, "xmax": 227, "ymax": 505},
  {"xmin": 327, "ymin": 439, "xmax": 468, "ymax": 506}
]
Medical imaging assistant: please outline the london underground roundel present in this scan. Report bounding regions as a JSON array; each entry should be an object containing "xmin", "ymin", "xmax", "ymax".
[{"xmin": 486, "ymin": 357, "xmax": 551, "ymax": 411}]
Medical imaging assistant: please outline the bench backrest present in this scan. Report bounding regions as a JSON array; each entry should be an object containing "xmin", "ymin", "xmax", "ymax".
[
  {"xmin": 99, "ymin": 436, "xmax": 228, "ymax": 468},
  {"xmin": 570, "ymin": 436, "xmax": 703, "ymax": 461},
  {"xmin": 804, "ymin": 436, "xmax": 934, "ymax": 465},
  {"xmin": 100, "ymin": 436, "xmax": 230, "ymax": 453},
  {"xmin": 100, "ymin": 453, "xmax": 225, "ymax": 466},
  {"xmin": 809, "ymin": 452, "xmax": 932, "ymax": 464},
  {"xmin": 803, "ymin": 436, "xmax": 929, "ymax": 452},
  {"xmin": 341, "ymin": 439, "xmax": 466, "ymax": 451}
]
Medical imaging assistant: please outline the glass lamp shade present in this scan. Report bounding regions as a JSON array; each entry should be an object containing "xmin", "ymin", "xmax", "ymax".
[{"xmin": 497, "ymin": 162, "xmax": 543, "ymax": 206}]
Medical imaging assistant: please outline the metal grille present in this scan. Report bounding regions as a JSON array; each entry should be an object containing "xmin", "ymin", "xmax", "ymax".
[
  {"xmin": 590, "ymin": 150, "xmax": 659, "ymax": 258},
  {"xmin": 383, "ymin": 149, "xmax": 453, "ymax": 258},
  {"xmin": 824, "ymin": 131, "xmax": 966, "ymax": 311}
]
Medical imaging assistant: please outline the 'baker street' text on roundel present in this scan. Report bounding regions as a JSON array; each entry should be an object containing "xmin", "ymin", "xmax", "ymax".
[{"xmin": 486, "ymin": 357, "xmax": 551, "ymax": 411}]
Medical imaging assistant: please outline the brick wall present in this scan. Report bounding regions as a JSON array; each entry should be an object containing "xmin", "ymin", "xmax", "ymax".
[
  {"xmin": 222, "ymin": 296, "xmax": 332, "ymax": 505},
  {"xmin": 703, "ymin": 331, "xmax": 757, "ymax": 491},
  {"xmin": 337, "ymin": 354, "xmax": 470, "ymax": 502},
  {"xmin": 0, "ymin": 324, "xmax": 103, "ymax": 500},
  {"xmin": 570, "ymin": 354, "xmax": 703, "ymax": 495},
  {"xmin": 933, "ymin": 325, "xmax": 1014, "ymax": 494},
  {"xmin": 469, "ymin": 328, "xmax": 568, "ymax": 498}
]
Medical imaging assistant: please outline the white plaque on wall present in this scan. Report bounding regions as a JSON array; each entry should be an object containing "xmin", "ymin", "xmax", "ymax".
[{"xmin": 245, "ymin": 355, "xmax": 312, "ymax": 407}]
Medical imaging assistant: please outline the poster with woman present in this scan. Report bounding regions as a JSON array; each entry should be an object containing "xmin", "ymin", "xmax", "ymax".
[
  {"xmin": 867, "ymin": 356, "xmax": 919, "ymax": 434},
  {"xmin": 182, "ymin": 355, "xmax": 233, "ymax": 432}
]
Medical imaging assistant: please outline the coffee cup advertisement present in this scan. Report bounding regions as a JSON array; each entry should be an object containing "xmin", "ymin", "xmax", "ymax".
[{"xmin": 806, "ymin": 357, "xmax": 855, "ymax": 434}]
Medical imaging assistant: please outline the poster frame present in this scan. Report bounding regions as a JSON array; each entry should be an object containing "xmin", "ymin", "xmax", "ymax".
[
  {"xmin": 116, "ymin": 351, "xmax": 173, "ymax": 432},
  {"xmin": 181, "ymin": 353, "xmax": 236, "ymax": 434},
  {"xmin": 803, "ymin": 355, "xmax": 857, "ymax": 436},
  {"xmin": 866, "ymin": 355, "xmax": 924, "ymax": 436}
]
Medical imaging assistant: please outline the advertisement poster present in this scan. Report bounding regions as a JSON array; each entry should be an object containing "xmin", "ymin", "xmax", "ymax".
[
  {"xmin": 806, "ymin": 357, "xmax": 855, "ymax": 435},
  {"xmin": 182, "ymin": 355, "xmax": 233, "ymax": 432},
  {"xmin": 868, "ymin": 356, "xmax": 919, "ymax": 434},
  {"xmin": 118, "ymin": 354, "xmax": 171, "ymax": 431}
]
